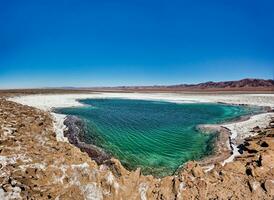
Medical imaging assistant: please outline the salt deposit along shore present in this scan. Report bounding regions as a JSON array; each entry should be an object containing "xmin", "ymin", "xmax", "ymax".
[
  {"xmin": 10, "ymin": 93, "xmax": 274, "ymax": 166},
  {"xmin": 10, "ymin": 93, "xmax": 274, "ymax": 110},
  {"xmin": 1, "ymin": 93, "xmax": 274, "ymax": 199}
]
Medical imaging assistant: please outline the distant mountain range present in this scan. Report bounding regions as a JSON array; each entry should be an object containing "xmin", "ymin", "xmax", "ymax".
[
  {"xmin": 103, "ymin": 78, "xmax": 274, "ymax": 91},
  {"xmin": 166, "ymin": 78, "xmax": 274, "ymax": 89},
  {"xmin": 42, "ymin": 78, "xmax": 273, "ymax": 91},
  {"xmin": 7, "ymin": 78, "xmax": 272, "ymax": 92}
]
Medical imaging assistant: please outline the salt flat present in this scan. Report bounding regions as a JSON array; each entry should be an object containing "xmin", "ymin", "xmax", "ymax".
[{"xmin": 9, "ymin": 93, "xmax": 274, "ymax": 111}]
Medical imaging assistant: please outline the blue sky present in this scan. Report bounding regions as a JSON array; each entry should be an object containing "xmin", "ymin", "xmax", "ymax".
[{"xmin": 1, "ymin": 0, "xmax": 273, "ymax": 88}]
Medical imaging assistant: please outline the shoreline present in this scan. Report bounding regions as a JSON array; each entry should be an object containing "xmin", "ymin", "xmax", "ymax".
[
  {"xmin": 196, "ymin": 111, "xmax": 274, "ymax": 168},
  {"xmin": 9, "ymin": 93, "xmax": 274, "ymax": 175},
  {"xmin": 63, "ymin": 115, "xmax": 111, "ymax": 164},
  {"xmin": 9, "ymin": 93, "xmax": 274, "ymax": 109}
]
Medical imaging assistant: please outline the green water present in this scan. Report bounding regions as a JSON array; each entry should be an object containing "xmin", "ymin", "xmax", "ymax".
[{"xmin": 56, "ymin": 98, "xmax": 258, "ymax": 177}]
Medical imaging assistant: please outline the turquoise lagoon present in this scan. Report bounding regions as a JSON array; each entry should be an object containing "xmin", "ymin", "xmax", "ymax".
[{"xmin": 56, "ymin": 98, "xmax": 259, "ymax": 177}]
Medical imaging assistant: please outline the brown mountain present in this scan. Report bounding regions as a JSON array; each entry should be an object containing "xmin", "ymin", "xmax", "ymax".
[
  {"xmin": 167, "ymin": 78, "xmax": 274, "ymax": 89},
  {"xmin": 1, "ymin": 78, "xmax": 273, "ymax": 94},
  {"xmin": 107, "ymin": 78, "xmax": 274, "ymax": 93}
]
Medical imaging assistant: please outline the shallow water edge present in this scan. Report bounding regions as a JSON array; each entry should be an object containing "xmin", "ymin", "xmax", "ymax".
[{"xmin": 63, "ymin": 115, "xmax": 111, "ymax": 164}]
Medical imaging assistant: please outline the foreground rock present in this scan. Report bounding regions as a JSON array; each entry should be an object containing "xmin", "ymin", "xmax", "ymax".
[{"xmin": 0, "ymin": 98, "xmax": 273, "ymax": 199}]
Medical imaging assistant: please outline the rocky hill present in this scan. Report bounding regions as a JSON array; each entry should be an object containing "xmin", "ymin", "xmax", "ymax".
[
  {"xmin": 1, "ymin": 79, "xmax": 273, "ymax": 93},
  {"xmin": 167, "ymin": 78, "xmax": 274, "ymax": 89}
]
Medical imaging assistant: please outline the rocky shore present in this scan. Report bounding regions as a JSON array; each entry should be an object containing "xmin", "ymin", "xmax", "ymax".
[
  {"xmin": 1, "ymin": 96, "xmax": 274, "ymax": 199},
  {"xmin": 63, "ymin": 116, "xmax": 110, "ymax": 164}
]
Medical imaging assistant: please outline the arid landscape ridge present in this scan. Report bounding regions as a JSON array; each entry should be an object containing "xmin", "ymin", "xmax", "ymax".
[{"xmin": 1, "ymin": 78, "xmax": 274, "ymax": 94}]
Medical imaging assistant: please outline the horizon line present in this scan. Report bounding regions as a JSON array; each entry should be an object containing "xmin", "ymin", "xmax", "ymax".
[{"xmin": 1, "ymin": 77, "xmax": 273, "ymax": 90}]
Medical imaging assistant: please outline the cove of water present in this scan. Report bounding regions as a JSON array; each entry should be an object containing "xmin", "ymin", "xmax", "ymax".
[{"xmin": 56, "ymin": 98, "xmax": 259, "ymax": 177}]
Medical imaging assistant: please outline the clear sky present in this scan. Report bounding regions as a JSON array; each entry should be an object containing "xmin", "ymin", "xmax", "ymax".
[{"xmin": 1, "ymin": 0, "xmax": 273, "ymax": 88}]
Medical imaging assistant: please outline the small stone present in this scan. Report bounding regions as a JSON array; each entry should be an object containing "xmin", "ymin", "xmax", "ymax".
[
  {"xmin": 264, "ymin": 180, "xmax": 274, "ymax": 196},
  {"xmin": 192, "ymin": 165, "xmax": 204, "ymax": 178},
  {"xmin": 253, "ymin": 126, "xmax": 261, "ymax": 132},
  {"xmin": 248, "ymin": 180, "xmax": 260, "ymax": 192}
]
